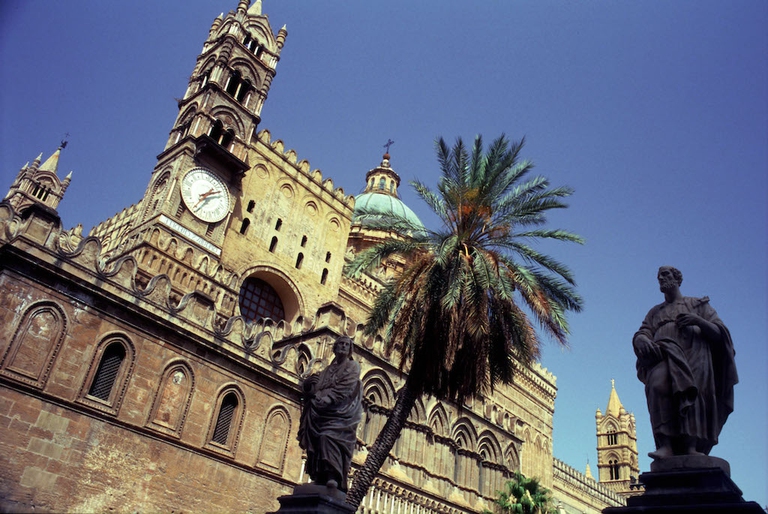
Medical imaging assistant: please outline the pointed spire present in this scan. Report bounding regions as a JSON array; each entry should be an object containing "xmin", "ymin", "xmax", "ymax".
[
  {"xmin": 606, "ymin": 378, "xmax": 623, "ymax": 417},
  {"xmin": 585, "ymin": 461, "xmax": 594, "ymax": 480},
  {"xmin": 248, "ymin": 0, "xmax": 262, "ymax": 16},
  {"xmin": 38, "ymin": 147, "xmax": 62, "ymax": 174},
  {"xmin": 32, "ymin": 153, "xmax": 43, "ymax": 169},
  {"xmin": 276, "ymin": 24, "xmax": 287, "ymax": 50}
]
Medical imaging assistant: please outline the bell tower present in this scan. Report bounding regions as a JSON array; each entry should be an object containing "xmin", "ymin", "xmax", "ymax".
[
  {"xmin": 595, "ymin": 380, "xmax": 640, "ymax": 497},
  {"xmin": 88, "ymin": 1, "xmax": 289, "ymax": 326},
  {"xmin": 136, "ymin": 0, "xmax": 286, "ymax": 245},
  {"xmin": 94, "ymin": 0, "xmax": 286, "ymax": 260}
]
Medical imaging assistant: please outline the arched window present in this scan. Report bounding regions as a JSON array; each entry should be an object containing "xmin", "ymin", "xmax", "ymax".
[
  {"xmin": 300, "ymin": 235, "xmax": 307, "ymax": 247},
  {"xmin": 607, "ymin": 429, "xmax": 618, "ymax": 445},
  {"xmin": 212, "ymin": 392, "xmax": 238, "ymax": 445},
  {"xmin": 225, "ymin": 70, "xmax": 241, "ymax": 96},
  {"xmin": 379, "ymin": 177, "xmax": 385, "ymax": 190},
  {"xmin": 209, "ymin": 119, "xmax": 224, "ymax": 142},
  {"xmin": 325, "ymin": 252, "xmax": 331, "ymax": 263},
  {"xmin": 88, "ymin": 342, "xmax": 126, "ymax": 402},
  {"xmin": 295, "ymin": 253, "xmax": 304, "ymax": 269},
  {"xmin": 320, "ymin": 269, "xmax": 328, "ymax": 285},
  {"xmin": 78, "ymin": 336, "xmax": 135, "ymax": 415},
  {"xmin": 609, "ymin": 459, "xmax": 620, "ymax": 480},
  {"xmin": 239, "ymin": 277, "xmax": 286, "ymax": 322},
  {"xmin": 269, "ymin": 236, "xmax": 278, "ymax": 253},
  {"xmin": 247, "ymin": 200, "xmax": 255, "ymax": 213},
  {"xmin": 239, "ymin": 218, "xmax": 250, "ymax": 235},
  {"xmin": 275, "ymin": 218, "xmax": 282, "ymax": 231}
]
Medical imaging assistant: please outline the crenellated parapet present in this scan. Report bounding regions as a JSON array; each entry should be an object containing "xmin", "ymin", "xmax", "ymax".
[
  {"xmin": 552, "ymin": 458, "xmax": 625, "ymax": 511},
  {"xmin": 255, "ymin": 129, "xmax": 356, "ymax": 209}
]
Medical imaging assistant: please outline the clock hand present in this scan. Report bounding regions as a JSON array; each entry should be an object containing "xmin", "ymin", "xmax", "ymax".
[{"xmin": 192, "ymin": 189, "xmax": 220, "ymax": 210}]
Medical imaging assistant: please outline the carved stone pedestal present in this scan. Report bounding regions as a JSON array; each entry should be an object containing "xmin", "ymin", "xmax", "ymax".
[
  {"xmin": 603, "ymin": 457, "xmax": 763, "ymax": 514},
  {"xmin": 269, "ymin": 484, "xmax": 355, "ymax": 514}
]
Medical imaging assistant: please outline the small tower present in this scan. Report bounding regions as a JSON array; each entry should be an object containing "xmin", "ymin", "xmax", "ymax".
[
  {"xmin": 595, "ymin": 379, "xmax": 639, "ymax": 497},
  {"xmin": 4, "ymin": 143, "xmax": 72, "ymax": 213}
]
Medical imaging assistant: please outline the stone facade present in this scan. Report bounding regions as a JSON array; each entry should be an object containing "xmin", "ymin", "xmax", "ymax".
[{"xmin": 0, "ymin": 2, "xmax": 627, "ymax": 513}]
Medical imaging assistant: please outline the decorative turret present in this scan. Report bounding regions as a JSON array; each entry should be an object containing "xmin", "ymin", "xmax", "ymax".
[
  {"xmin": 595, "ymin": 380, "xmax": 640, "ymax": 498},
  {"xmin": 3, "ymin": 141, "xmax": 72, "ymax": 213}
]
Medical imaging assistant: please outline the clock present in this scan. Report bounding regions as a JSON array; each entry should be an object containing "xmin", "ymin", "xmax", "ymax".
[{"xmin": 180, "ymin": 168, "xmax": 231, "ymax": 223}]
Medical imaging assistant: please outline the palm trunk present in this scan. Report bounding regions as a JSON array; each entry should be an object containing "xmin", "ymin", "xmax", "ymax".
[{"xmin": 345, "ymin": 378, "xmax": 420, "ymax": 510}]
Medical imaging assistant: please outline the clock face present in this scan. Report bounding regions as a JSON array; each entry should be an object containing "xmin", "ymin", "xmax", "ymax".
[{"xmin": 180, "ymin": 168, "xmax": 231, "ymax": 223}]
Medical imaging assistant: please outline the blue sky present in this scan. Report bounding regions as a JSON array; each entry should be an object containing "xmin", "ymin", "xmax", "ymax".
[{"xmin": 2, "ymin": 0, "xmax": 766, "ymax": 507}]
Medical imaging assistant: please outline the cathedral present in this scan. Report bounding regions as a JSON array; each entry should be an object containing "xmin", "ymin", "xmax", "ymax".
[{"xmin": 0, "ymin": 2, "xmax": 636, "ymax": 512}]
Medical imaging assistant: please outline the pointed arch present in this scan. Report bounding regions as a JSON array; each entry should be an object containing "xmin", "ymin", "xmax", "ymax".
[
  {"xmin": 78, "ymin": 333, "xmax": 136, "ymax": 416},
  {"xmin": 147, "ymin": 360, "xmax": 195, "ymax": 438},
  {"xmin": 504, "ymin": 443, "xmax": 520, "ymax": 471},
  {"xmin": 452, "ymin": 418, "xmax": 478, "ymax": 451},
  {"xmin": 477, "ymin": 432, "xmax": 502, "ymax": 464},
  {"xmin": 361, "ymin": 369, "xmax": 395, "ymax": 408},
  {"xmin": 256, "ymin": 405, "xmax": 292, "ymax": 474},
  {"xmin": 206, "ymin": 384, "xmax": 245, "ymax": 456},
  {"xmin": 427, "ymin": 403, "xmax": 449, "ymax": 437},
  {"xmin": 407, "ymin": 395, "xmax": 427, "ymax": 424},
  {"xmin": 1, "ymin": 301, "xmax": 67, "ymax": 389}
]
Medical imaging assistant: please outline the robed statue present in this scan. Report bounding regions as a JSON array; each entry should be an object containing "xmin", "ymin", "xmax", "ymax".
[
  {"xmin": 298, "ymin": 336, "xmax": 362, "ymax": 491},
  {"xmin": 633, "ymin": 266, "xmax": 738, "ymax": 460}
]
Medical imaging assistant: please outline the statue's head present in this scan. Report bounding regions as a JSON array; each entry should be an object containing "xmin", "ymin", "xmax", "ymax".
[
  {"xmin": 658, "ymin": 266, "xmax": 683, "ymax": 293},
  {"xmin": 333, "ymin": 336, "xmax": 355, "ymax": 360}
]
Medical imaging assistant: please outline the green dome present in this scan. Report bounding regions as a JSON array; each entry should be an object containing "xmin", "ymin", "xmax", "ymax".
[{"xmin": 353, "ymin": 192, "xmax": 424, "ymax": 230}]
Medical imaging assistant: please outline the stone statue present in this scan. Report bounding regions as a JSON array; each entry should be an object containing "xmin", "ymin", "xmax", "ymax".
[
  {"xmin": 633, "ymin": 266, "xmax": 738, "ymax": 460},
  {"xmin": 297, "ymin": 335, "xmax": 362, "ymax": 491}
]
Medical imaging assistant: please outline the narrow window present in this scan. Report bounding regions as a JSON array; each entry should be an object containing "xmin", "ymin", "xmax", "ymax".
[
  {"xmin": 88, "ymin": 343, "xmax": 126, "ymax": 402},
  {"xmin": 295, "ymin": 253, "xmax": 304, "ymax": 269},
  {"xmin": 239, "ymin": 219, "xmax": 250, "ymax": 235},
  {"xmin": 269, "ymin": 237, "xmax": 278, "ymax": 253},
  {"xmin": 225, "ymin": 70, "xmax": 241, "ymax": 96},
  {"xmin": 379, "ymin": 177, "xmax": 385, "ymax": 190},
  {"xmin": 325, "ymin": 252, "xmax": 331, "ymax": 263},
  {"xmin": 275, "ymin": 219, "xmax": 282, "ymax": 231},
  {"xmin": 607, "ymin": 429, "xmax": 617, "ymax": 445},
  {"xmin": 209, "ymin": 119, "xmax": 224, "ymax": 142},
  {"xmin": 219, "ymin": 128, "xmax": 234, "ymax": 148},
  {"xmin": 211, "ymin": 392, "xmax": 238, "ymax": 445},
  {"xmin": 321, "ymin": 268, "xmax": 328, "ymax": 285},
  {"xmin": 247, "ymin": 200, "xmax": 255, "ymax": 213},
  {"xmin": 300, "ymin": 235, "xmax": 307, "ymax": 247},
  {"xmin": 235, "ymin": 80, "xmax": 251, "ymax": 103}
]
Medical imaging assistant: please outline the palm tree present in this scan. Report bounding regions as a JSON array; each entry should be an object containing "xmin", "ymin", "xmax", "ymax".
[
  {"xmin": 344, "ymin": 134, "xmax": 583, "ymax": 509},
  {"xmin": 485, "ymin": 471, "xmax": 557, "ymax": 514}
]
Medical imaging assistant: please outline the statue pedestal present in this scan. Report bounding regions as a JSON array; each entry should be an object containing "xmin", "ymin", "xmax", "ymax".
[
  {"xmin": 603, "ymin": 457, "xmax": 763, "ymax": 514},
  {"xmin": 269, "ymin": 484, "xmax": 355, "ymax": 514}
]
